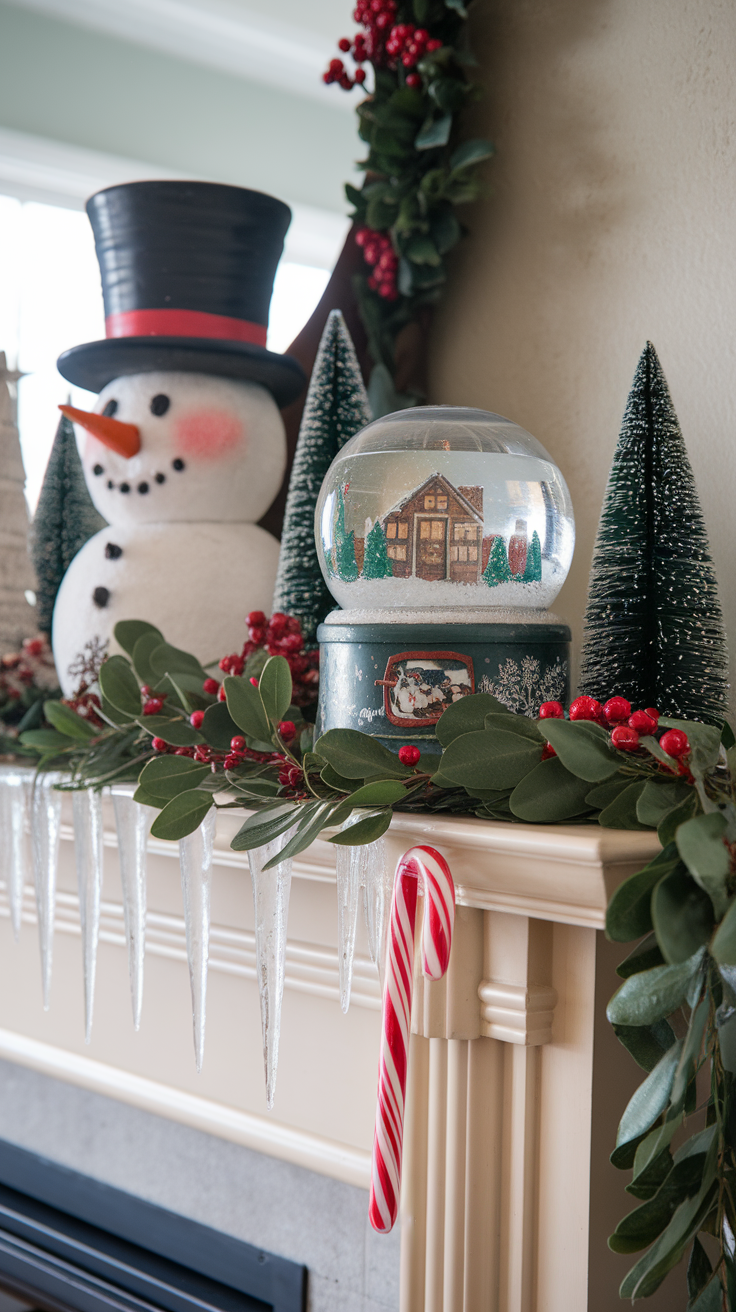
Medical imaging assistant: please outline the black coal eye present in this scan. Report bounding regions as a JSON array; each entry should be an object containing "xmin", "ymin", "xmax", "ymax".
[
  {"xmin": 102, "ymin": 399, "xmax": 118, "ymax": 417},
  {"xmin": 150, "ymin": 394, "xmax": 170, "ymax": 417},
  {"xmin": 172, "ymin": 458, "xmax": 185, "ymax": 471}
]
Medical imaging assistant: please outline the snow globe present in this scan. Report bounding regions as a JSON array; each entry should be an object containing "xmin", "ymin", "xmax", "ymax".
[{"xmin": 314, "ymin": 406, "xmax": 574, "ymax": 747}]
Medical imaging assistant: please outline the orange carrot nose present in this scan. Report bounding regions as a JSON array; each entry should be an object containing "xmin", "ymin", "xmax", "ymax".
[{"xmin": 59, "ymin": 405, "xmax": 140, "ymax": 459}]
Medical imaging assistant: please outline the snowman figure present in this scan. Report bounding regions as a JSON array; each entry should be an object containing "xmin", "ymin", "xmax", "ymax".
[{"xmin": 52, "ymin": 181, "xmax": 305, "ymax": 694}]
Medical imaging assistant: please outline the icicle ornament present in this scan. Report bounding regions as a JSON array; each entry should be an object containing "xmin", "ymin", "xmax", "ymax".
[
  {"xmin": 336, "ymin": 821, "xmax": 388, "ymax": 1012},
  {"xmin": 31, "ymin": 771, "xmax": 63, "ymax": 1008},
  {"xmin": 0, "ymin": 764, "xmax": 33, "ymax": 940},
  {"xmin": 112, "ymin": 791, "xmax": 152, "ymax": 1030},
  {"xmin": 72, "ymin": 789, "xmax": 104, "ymax": 1042},
  {"xmin": 362, "ymin": 836, "xmax": 391, "ymax": 981},
  {"xmin": 179, "ymin": 807, "xmax": 217, "ymax": 1072},
  {"xmin": 248, "ymin": 827, "xmax": 296, "ymax": 1109}
]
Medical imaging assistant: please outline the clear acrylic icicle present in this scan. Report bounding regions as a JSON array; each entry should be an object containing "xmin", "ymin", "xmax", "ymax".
[
  {"xmin": 248, "ymin": 828, "xmax": 295, "ymax": 1110},
  {"xmin": 0, "ymin": 765, "xmax": 32, "ymax": 940},
  {"xmin": 361, "ymin": 836, "xmax": 391, "ymax": 981},
  {"xmin": 72, "ymin": 789, "xmax": 104, "ymax": 1043},
  {"xmin": 179, "ymin": 807, "xmax": 217, "ymax": 1073},
  {"xmin": 112, "ymin": 791, "xmax": 153, "ymax": 1031},
  {"xmin": 335, "ymin": 829, "xmax": 364, "ymax": 1014},
  {"xmin": 31, "ymin": 772, "xmax": 63, "ymax": 1009}
]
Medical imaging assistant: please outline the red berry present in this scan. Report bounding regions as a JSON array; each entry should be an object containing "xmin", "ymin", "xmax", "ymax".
[
  {"xmin": 629, "ymin": 710, "xmax": 658, "ymax": 735},
  {"xmin": 24, "ymin": 638, "xmax": 44, "ymax": 656},
  {"xmin": 249, "ymin": 676, "xmax": 259, "ymax": 687},
  {"xmin": 203, "ymin": 677, "xmax": 219, "ymax": 695},
  {"xmin": 230, "ymin": 735, "xmax": 246, "ymax": 751},
  {"xmin": 406, "ymin": 72, "xmax": 422, "ymax": 88},
  {"xmin": 278, "ymin": 720, "xmax": 296, "ymax": 742},
  {"xmin": 603, "ymin": 696, "xmax": 631, "ymax": 723},
  {"xmin": 338, "ymin": 37, "xmax": 351, "ymax": 51},
  {"xmin": 247, "ymin": 610, "xmax": 266, "ymax": 627},
  {"xmin": 190, "ymin": 710, "xmax": 205, "ymax": 729},
  {"xmin": 278, "ymin": 768, "xmax": 292, "ymax": 785},
  {"xmin": 218, "ymin": 685, "xmax": 227, "ymax": 701},
  {"xmin": 152, "ymin": 737, "xmax": 167, "ymax": 752},
  {"xmin": 194, "ymin": 746, "xmax": 210, "ymax": 762},
  {"xmin": 329, "ymin": 58, "xmax": 344, "ymax": 72},
  {"xmin": 354, "ymin": 67, "xmax": 366, "ymax": 82},
  {"xmin": 569, "ymin": 696, "xmax": 604, "ymax": 722},
  {"xmin": 611, "ymin": 725, "xmax": 640, "ymax": 751},
  {"xmin": 398, "ymin": 744, "xmax": 421, "ymax": 766},
  {"xmin": 287, "ymin": 766, "xmax": 302, "ymax": 786},
  {"xmin": 539, "ymin": 701, "xmax": 564, "ymax": 719},
  {"xmin": 140, "ymin": 685, "xmax": 152, "ymax": 697},
  {"xmin": 143, "ymin": 698, "xmax": 164, "ymax": 716},
  {"xmin": 659, "ymin": 729, "xmax": 690, "ymax": 758},
  {"xmin": 541, "ymin": 743, "xmax": 557, "ymax": 760},
  {"xmin": 644, "ymin": 707, "xmax": 660, "ymax": 723},
  {"xmin": 426, "ymin": 37, "xmax": 442, "ymax": 51},
  {"xmin": 223, "ymin": 754, "xmax": 240, "ymax": 770}
]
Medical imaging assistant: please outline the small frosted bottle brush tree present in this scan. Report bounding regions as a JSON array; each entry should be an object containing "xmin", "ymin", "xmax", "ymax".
[
  {"xmin": 578, "ymin": 342, "xmax": 728, "ymax": 724},
  {"xmin": 272, "ymin": 311, "xmax": 371, "ymax": 640}
]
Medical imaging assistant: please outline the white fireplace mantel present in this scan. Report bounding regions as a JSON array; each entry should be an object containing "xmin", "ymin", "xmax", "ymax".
[{"xmin": 0, "ymin": 798, "xmax": 662, "ymax": 1311}]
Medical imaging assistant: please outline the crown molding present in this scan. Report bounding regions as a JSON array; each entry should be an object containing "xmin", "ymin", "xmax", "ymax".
[
  {"xmin": 0, "ymin": 128, "xmax": 349, "ymax": 269},
  {"xmin": 5, "ymin": 0, "xmax": 356, "ymax": 111}
]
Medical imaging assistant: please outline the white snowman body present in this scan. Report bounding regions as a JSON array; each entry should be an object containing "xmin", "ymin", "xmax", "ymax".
[{"xmin": 52, "ymin": 370, "xmax": 286, "ymax": 693}]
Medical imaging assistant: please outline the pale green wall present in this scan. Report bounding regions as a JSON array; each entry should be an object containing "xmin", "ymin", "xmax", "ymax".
[{"xmin": 0, "ymin": 1, "xmax": 357, "ymax": 213}]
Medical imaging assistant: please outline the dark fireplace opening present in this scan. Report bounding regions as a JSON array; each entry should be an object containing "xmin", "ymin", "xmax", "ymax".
[{"xmin": 0, "ymin": 1141, "xmax": 306, "ymax": 1312}]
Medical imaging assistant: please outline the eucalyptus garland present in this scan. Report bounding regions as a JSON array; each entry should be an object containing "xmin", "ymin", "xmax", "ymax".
[
  {"xmin": 18, "ymin": 620, "xmax": 736, "ymax": 1305},
  {"xmin": 324, "ymin": 0, "xmax": 493, "ymax": 392}
]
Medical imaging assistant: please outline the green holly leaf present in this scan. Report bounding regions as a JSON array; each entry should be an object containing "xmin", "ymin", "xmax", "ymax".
[
  {"xmin": 149, "ymin": 790, "xmax": 213, "ymax": 841},
  {"xmin": 99, "ymin": 655, "xmax": 142, "ymax": 719}
]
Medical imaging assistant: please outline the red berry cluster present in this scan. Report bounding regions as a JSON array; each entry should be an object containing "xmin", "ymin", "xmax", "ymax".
[
  {"xmin": 206, "ymin": 612, "xmax": 318, "ymax": 709},
  {"xmin": 385, "ymin": 24, "xmax": 440, "ymax": 86},
  {"xmin": 355, "ymin": 227, "xmax": 399, "ymax": 300},
  {"xmin": 323, "ymin": 56, "xmax": 366, "ymax": 90},
  {"xmin": 538, "ymin": 697, "xmax": 691, "ymax": 769},
  {"xmin": 398, "ymin": 744, "xmax": 420, "ymax": 766},
  {"xmin": 0, "ymin": 634, "xmax": 59, "ymax": 712}
]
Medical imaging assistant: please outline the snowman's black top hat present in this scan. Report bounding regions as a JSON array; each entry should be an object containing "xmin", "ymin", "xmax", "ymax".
[{"xmin": 57, "ymin": 180, "xmax": 306, "ymax": 407}]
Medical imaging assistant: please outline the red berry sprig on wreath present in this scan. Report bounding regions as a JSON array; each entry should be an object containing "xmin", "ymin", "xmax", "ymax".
[{"xmin": 538, "ymin": 695, "xmax": 691, "ymax": 773}]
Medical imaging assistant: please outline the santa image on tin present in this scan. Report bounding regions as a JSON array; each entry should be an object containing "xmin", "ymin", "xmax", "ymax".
[{"xmin": 52, "ymin": 180, "xmax": 306, "ymax": 694}]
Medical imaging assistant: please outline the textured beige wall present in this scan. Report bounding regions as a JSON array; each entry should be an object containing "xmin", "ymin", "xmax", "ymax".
[{"xmin": 431, "ymin": 0, "xmax": 736, "ymax": 698}]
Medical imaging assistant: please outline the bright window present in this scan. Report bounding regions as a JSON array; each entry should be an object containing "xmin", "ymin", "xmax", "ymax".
[{"xmin": 0, "ymin": 193, "xmax": 330, "ymax": 512}]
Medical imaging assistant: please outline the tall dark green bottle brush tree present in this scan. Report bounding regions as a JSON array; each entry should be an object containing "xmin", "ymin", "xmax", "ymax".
[
  {"xmin": 31, "ymin": 411, "xmax": 106, "ymax": 634},
  {"xmin": 578, "ymin": 343, "xmax": 728, "ymax": 724},
  {"xmin": 272, "ymin": 310, "xmax": 372, "ymax": 641}
]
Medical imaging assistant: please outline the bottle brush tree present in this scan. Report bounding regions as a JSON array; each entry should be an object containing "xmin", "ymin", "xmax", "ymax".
[
  {"xmin": 578, "ymin": 342, "xmax": 728, "ymax": 723},
  {"xmin": 272, "ymin": 310, "xmax": 372, "ymax": 640},
  {"xmin": 363, "ymin": 519, "xmax": 393, "ymax": 579},
  {"xmin": 31, "ymin": 411, "xmax": 106, "ymax": 634},
  {"xmin": 522, "ymin": 530, "xmax": 542, "ymax": 583},
  {"xmin": 483, "ymin": 536, "xmax": 511, "ymax": 587}
]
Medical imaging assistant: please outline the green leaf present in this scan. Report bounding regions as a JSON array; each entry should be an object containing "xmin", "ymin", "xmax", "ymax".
[
  {"xmin": 137, "ymin": 716, "xmax": 202, "ymax": 746},
  {"xmin": 687, "ymin": 1237, "xmax": 714, "ymax": 1304},
  {"xmin": 328, "ymin": 809, "xmax": 393, "ymax": 846},
  {"xmin": 616, "ymin": 933, "xmax": 665, "ymax": 979},
  {"xmin": 320, "ymin": 762, "xmax": 361, "ymax": 793},
  {"xmin": 599, "ymin": 780, "xmax": 651, "ymax": 830},
  {"xmin": 99, "ymin": 656, "xmax": 142, "ymax": 718},
  {"xmin": 607, "ymin": 949, "xmax": 705, "ymax": 1026},
  {"xmin": 262, "ymin": 802, "xmax": 335, "ymax": 868},
  {"xmin": 149, "ymin": 790, "xmax": 213, "ymax": 841},
  {"xmin": 132, "ymin": 785, "xmax": 164, "ymax": 809},
  {"xmin": 435, "ymin": 693, "xmax": 508, "ymax": 745},
  {"xmin": 659, "ymin": 718, "xmax": 721, "ymax": 777},
  {"xmin": 541, "ymin": 719, "xmax": 619, "ymax": 782},
  {"xmin": 20, "ymin": 728, "xmax": 76, "ymax": 751},
  {"xmin": 405, "ymin": 235, "xmax": 441, "ymax": 266},
  {"xmin": 415, "ymin": 113, "xmax": 452, "ymax": 149},
  {"xmin": 612, "ymin": 1020, "xmax": 677, "ymax": 1072},
  {"xmin": 450, "ymin": 137, "xmax": 494, "ymax": 169},
  {"xmin": 131, "ymin": 631, "xmax": 165, "ymax": 686},
  {"xmin": 658, "ymin": 791, "xmax": 699, "ymax": 846},
  {"xmin": 224, "ymin": 675, "xmax": 273, "ymax": 744},
  {"xmin": 230, "ymin": 803, "xmax": 298, "ymax": 852},
  {"xmin": 226, "ymin": 775, "xmax": 281, "ymax": 800},
  {"xmin": 43, "ymin": 700, "xmax": 96, "ymax": 740},
  {"xmin": 710, "ymin": 898, "xmax": 736, "ymax": 966},
  {"xmin": 609, "ymin": 1150, "xmax": 708, "ymax": 1252},
  {"xmin": 615, "ymin": 1041, "xmax": 683, "ymax": 1148},
  {"xmin": 676, "ymin": 811, "xmax": 730, "ymax": 917},
  {"xmin": 439, "ymin": 729, "xmax": 541, "ymax": 790},
  {"xmin": 315, "ymin": 729, "xmax": 411, "ymax": 779},
  {"xmin": 670, "ymin": 999, "xmax": 708, "ymax": 1108},
  {"xmin": 585, "ymin": 775, "xmax": 630, "ymax": 810},
  {"xmin": 114, "ymin": 619, "xmax": 163, "ymax": 658},
  {"xmin": 637, "ymin": 778, "xmax": 693, "ymax": 828},
  {"xmin": 509, "ymin": 756, "xmax": 593, "ymax": 822},
  {"xmin": 148, "ymin": 642, "xmax": 207, "ymax": 680},
  {"xmin": 484, "ymin": 712, "xmax": 543, "ymax": 742},
  {"xmin": 689, "ymin": 1275, "xmax": 722, "ymax": 1312},
  {"xmin": 338, "ymin": 780, "xmax": 407, "ymax": 807},
  {"xmin": 630, "ymin": 1115, "xmax": 681, "ymax": 1191},
  {"xmin": 444, "ymin": 0, "xmax": 467, "ymax": 14},
  {"xmin": 200, "ymin": 701, "xmax": 240, "ymax": 751},
  {"xmin": 259, "ymin": 656, "xmax": 293, "ymax": 727},
  {"xmin": 138, "ymin": 755, "xmax": 210, "ymax": 800},
  {"xmin": 606, "ymin": 845, "xmax": 680, "ymax": 942},
  {"xmin": 652, "ymin": 866, "xmax": 714, "ymax": 964}
]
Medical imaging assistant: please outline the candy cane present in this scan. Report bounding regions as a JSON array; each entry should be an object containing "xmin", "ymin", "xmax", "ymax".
[{"xmin": 369, "ymin": 845, "xmax": 455, "ymax": 1234}]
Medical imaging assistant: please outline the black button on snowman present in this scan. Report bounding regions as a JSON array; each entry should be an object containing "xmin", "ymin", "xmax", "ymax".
[{"xmin": 53, "ymin": 181, "xmax": 305, "ymax": 694}]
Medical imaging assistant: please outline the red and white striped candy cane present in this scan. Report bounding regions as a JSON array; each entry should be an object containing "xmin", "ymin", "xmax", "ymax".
[{"xmin": 369, "ymin": 845, "xmax": 455, "ymax": 1234}]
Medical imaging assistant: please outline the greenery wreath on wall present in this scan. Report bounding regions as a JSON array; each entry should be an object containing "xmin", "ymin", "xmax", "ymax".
[{"xmin": 323, "ymin": 0, "xmax": 494, "ymax": 403}]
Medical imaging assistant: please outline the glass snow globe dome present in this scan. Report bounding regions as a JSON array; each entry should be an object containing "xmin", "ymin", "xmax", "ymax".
[{"xmin": 315, "ymin": 406, "xmax": 575, "ymax": 616}]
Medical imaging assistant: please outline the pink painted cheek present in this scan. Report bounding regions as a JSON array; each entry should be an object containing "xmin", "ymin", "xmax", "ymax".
[{"xmin": 174, "ymin": 408, "xmax": 245, "ymax": 459}]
